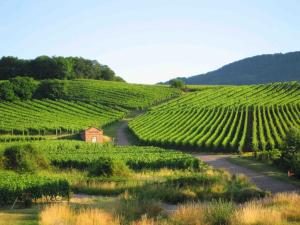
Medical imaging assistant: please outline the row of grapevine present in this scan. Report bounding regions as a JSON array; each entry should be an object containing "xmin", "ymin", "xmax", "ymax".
[
  {"xmin": 0, "ymin": 99, "xmax": 126, "ymax": 135},
  {"xmin": 66, "ymin": 79, "xmax": 181, "ymax": 109},
  {"xmin": 0, "ymin": 171, "xmax": 69, "ymax": 205},
  {"xmin": 0, "ymin": 140, "xmax": 199, "ymax": 171},
  {"xmin": 129, "ymin": 82, "xmax": 300, "ymax": 152}
]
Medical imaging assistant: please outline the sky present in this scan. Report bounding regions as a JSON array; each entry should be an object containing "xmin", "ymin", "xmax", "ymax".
[{"xmin": 0, "ymin": 0, "xmax": 299, "ymax": 84}]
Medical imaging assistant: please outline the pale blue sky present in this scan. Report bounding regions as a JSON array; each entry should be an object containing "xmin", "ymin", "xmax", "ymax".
[{"xmin": 0, "ymin": 0, "xmax": 299, "ymax": 84}]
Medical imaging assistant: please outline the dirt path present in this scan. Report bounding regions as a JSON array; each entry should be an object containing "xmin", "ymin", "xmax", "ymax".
[
  {"xmin": 113, "ymin": 113, "xmax": 299, "ymax": 194},
  {"xmin": 116, "ymin": 120, "xmax": 130, "ymax": 146},
  {"xmin": 194, "ymin": 154, "xmax": 299, "ymax": 193}
]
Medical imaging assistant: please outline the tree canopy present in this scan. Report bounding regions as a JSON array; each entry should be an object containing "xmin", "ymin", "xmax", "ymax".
[
  {"xmin": 169, "ymin": 79, "xmax": 185, "ymax": 89},
  {"xmin": 0, "ymin": 56, "xmax": 125, "ymax": 82}
]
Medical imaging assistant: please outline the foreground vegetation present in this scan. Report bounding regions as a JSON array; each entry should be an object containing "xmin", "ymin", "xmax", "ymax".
[
  {"xmin": 0, "ymin": 141, "xmax": 268, "ymax": 224},
  {"xmin": 2, "ymin": 192, "xmax": 298, "ymax": 225},
  {"xmin": 130, "ymin": 82, "xmax": 300, "ymax": 152}
]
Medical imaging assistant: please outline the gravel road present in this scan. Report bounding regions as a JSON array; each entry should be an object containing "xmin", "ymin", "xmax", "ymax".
[{"xmin": 194, "ymin": 154, "xmax": 299, "ymax": 193}]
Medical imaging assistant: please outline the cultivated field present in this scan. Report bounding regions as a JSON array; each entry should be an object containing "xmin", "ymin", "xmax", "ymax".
[
  {"xmin": 0, "ymin": 80, "xmax": 179, "ymax": 136},
  {"xmin": 129, "ymin": 82, "xmax": 300, "ymax": 152}
]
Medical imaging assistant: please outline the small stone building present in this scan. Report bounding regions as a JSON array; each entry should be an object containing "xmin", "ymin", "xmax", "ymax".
[{"xmin": 81, "ymin": 127, "xmax": 104, "ymax": 143}]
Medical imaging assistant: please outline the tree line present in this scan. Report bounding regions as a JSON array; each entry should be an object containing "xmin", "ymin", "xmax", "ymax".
[
  {"xmin": 0, "ymin": 77, "xmax": 69, "ymax": 101},
  {"xmin": 0, "ymin": 56, "xmax": 124, "ymax": 81}
]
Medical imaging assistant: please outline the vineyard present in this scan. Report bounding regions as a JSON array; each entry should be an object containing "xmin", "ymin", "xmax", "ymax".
[
  {"xmin": 0, "ymin": 171, "xmax": 69, "ymax": 205},
  {"xmin": 129, "ymin": 82, "xmax": 300, "ymax": 152},
  {"xmin": 65, "ymin": 79, "xmax": 180, "ymax": 109},
  {"xmin": 0, "ymin": 140, "xmax": 199, "ymax": 170},
  {"xmin": 0, "ymin": 80, "xmax": 179, "ymax": 136}
]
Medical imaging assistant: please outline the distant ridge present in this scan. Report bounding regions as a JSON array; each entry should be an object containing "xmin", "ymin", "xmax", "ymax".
[{"xmin": 166, "ymin": 51, "xmax": 300, "ymax": 85}]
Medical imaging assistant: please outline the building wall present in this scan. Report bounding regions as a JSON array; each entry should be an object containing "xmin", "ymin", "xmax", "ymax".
[{"xmin": 82, "ymin": 128, "xmax": 104, "ymax": 143}]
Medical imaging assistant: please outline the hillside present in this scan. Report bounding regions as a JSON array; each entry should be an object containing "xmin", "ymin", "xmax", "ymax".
[
  {"xmin": 129, "ymin": 82, "xmax": 300, "ymax": 152},
  {"xmin": 0, "ymin": 80, "xmax": 180, "ymax": 135},
  {"xmin": 167, "ymin": 51, "xmax": 300, "ymax": 85}
]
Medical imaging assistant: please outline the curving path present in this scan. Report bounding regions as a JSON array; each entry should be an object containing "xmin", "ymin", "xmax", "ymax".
[
  {"xmin": 194, "ymin": 154, "xmax": 299, "ymax": 193},
  {"xmin": 114, "ymin": 114, "xmax": 299, "ymax": 194}
]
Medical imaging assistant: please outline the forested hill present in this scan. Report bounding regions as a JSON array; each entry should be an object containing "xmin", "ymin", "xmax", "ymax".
[
  {"xmin": 0, "ymin": 56, "xmax": 124, "ymax": 82},
  {"xmin": 168, "ymin": 51, "xmax": 300, "ymax": 85}
]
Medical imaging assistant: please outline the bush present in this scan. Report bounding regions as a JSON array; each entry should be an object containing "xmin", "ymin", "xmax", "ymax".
[
  {"xmin": 0, "ymin": 81, "xmax": 16, "ymax": 101},
  {"xmin": 205, "ymin": 200, "xmax": 235, "ymax": 225},
  {"xmin": 88, "ymin": 158, "xmax": 131, "ymax": 177},
  {"xmin": 256, "ymin": 149, "xmax": 281, "ymax": 162},
  {"xmin": 278, "ymin": 127, "xmax": 300, "ymax": 177},
  {"xmin": 234, "ymin": 187, "xmax": 268, "ymax": 203},
  {"xmin": 169, "ymin": 79, "xmax": 185, "ymax": 89},
  {"xmin": 3, "ymin": 144, "xmax": 49, "ymax": 173},
  {"xmin": 117, "ymin": 195, "xmax": 163, "ymax": 221},
  {"xmin": 35, "ymin": 79, "xmax": 68, "ymax": 99},
  {"xmin": 9, "ymin": 76, "xmax": 37, "ymax": 100}
]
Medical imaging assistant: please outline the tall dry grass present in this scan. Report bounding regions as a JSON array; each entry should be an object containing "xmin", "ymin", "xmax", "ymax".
[
  {"xmin": 171, "ymin": 202, "xmax": 206, "ymax": 225},
  {"xmin": 231, "ymin": 192, "xmax": 300, "ymax": 225},
  {"xmin": 40, "ymin": 204, "xmax": 121, "ymax": 225},
  {"xmin": 170, "ymin": 193, "xmax": 300, "ymax": 225}
]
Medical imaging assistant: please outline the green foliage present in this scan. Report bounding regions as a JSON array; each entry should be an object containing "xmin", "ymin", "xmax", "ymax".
[
  {"xmin": 0, "ymin": 79, "xmax": 179, "ymax": 135},
  {"xmin": 129, "ymin": 82, "xmax": 300, "ymax": 152},
  {"xmin": 0, "ymin": 141, "xmax": 200, "ymax": 171},
  {"xmin": 0, "ymin": 55, "xmax": 123, "ymax": 81},
  {"xmin": 0, "ymin": 99, "xmax": 126, "ymax": 135},
  {"xmin": 169, "ymin": 79, "xmax": 185, "ymax": 89},
  {"xmin": 0, "ymin": 81, "xmax": 16, "ymax": 101},
  {"xmin": 35, "ymin": 79, "xmax": 68, "ymax": 99},
  {"xmin": 88, "ymin": 157, "xmax": 131, "ymax": 177},
  {"xmin": 65, "ymin": 79, "xmax": 180, "ymax": 110},
  {"xmin": 0, "ymin": 170, "xmax": 69, "ymax": 206},
  {"xmin": 234, "ymin": 187, "xmax": 267, "ymax": 203},
  {"xmin": 205, "ymin": 200, "xmax": 235, "ymax": 225},
  {"xmin": 283, "ymin": 127, "xmax": 300, "ymax": 155},
  {"xmin": 9, "ymin": 76, "xmax": 37, "ymax": 100},
  {"xmin": 3, "ymin": 144, "xmax": 49, "ymax": 173},
  {"xmin": 275, "ymin": 127, "xmax": 300, "ymax": 177},
  {"xmin": 0, "ymin": 77, "xmax": 37, "ymax": 101}
]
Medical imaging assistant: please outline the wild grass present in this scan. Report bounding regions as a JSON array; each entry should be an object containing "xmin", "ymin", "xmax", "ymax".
[
  {"xmin": 36, "ymin": 192, "xmax": 300, "ymax": 225},
  {"xmin": 40, "ymin": 204, "xmax": 121, "ymax": 225},
  {"xmin": 171, "ymin": 192, "xmax": 300, "ymax": 225}
]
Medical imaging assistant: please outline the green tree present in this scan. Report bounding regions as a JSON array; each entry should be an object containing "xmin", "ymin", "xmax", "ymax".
[
  {"xmin": 9, "ymin": 76, "xmax": 37, "ymax": 100},
  {"xmin": 283, "ymin": 127, "xmax": 300, "ymax": 155},
  {"xmin": 169, "ymin": 79, "xmax": 185, "ymax": 89},
  {"xmin": 35, "ymin": 79, "xmax": 68, "ymax": 99},
  {"xmin": 0, "ymin": 81, "xmax": 16, "ymax": 101}
]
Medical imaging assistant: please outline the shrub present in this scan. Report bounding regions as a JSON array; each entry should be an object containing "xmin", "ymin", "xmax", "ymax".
[
  {"xmin": 9, "ymin": 76, "xmax": 37, "ymax": 100},
  {"xmin": 116, "ymin": 195, "xmax": 163, "ymax": 221},
  {"xmin": 35, "ymin": 79, "xmax": 68, "ymax": 99},
  {"xmin": 88, "ymin": 158, "xmax": 131, "ymax": 177},
  {"xmin": 234, "ymin": 187, "xmax": 268, "ymax": 203},
  {"xmin": 3, "ymin": 144, "xmax": 49, "ymax": 173},
  {"xmin": 169, "ymin": 79, "xmax": 185, "ymax": 89},
  {"xmin": 0, "ymin": 81, "xmax": 16, "ymax": 101},
  {"xmin": 205, "ymin": 200, "xmax": 235, "ymax": 225}
]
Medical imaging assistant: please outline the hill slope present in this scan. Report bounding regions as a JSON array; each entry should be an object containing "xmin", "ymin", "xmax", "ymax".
[
  {"xmin": 169, "ymin": 51, "xmax": 300, "ymax": 85},
  {"xmin": 0, "ymin": 80, "xmax": 180, "ymax": 135},
  {"xmin": 129, "ymin": 82, "xmax": 300, "ymax": 152}
]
